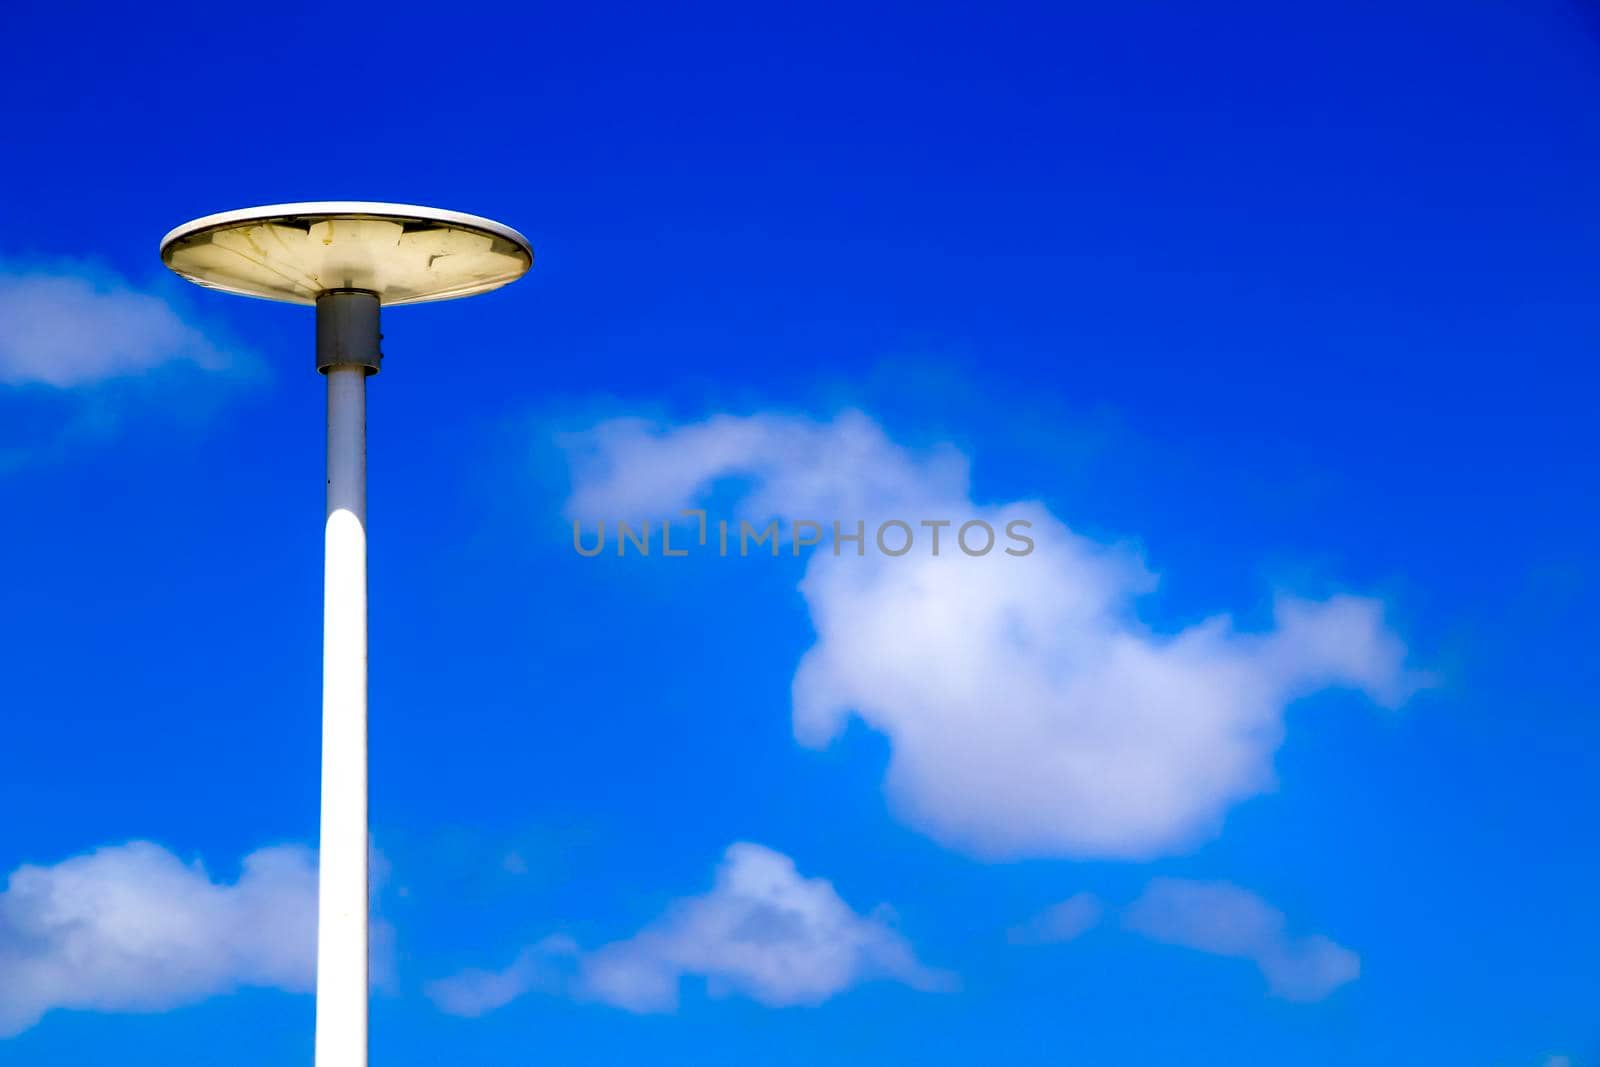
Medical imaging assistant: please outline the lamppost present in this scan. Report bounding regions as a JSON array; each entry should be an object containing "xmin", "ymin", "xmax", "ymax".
[{"xmin": 160, "ymin": 203, "xmax": 533, "ymax": 1066}]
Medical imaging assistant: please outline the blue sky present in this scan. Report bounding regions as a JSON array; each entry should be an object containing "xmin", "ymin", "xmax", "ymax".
[{"xmin": 1, "ymin": 1, "xmax": 1597, "ymax": 1064}]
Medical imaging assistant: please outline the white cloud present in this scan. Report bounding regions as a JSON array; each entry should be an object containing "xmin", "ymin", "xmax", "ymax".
[
  {"xmin": 0, "ymin": 265, "xmax": 232, "ymax": 388},
  {"xmin": 422, "ymin": 936, "xmax": 575, "ymax": 1017},
  {"xmin": 1007, "ymin": 892, "xmax": 1104, "ymax": 945},
  {"xmin": 1012, "ymin": 880, "xmax": 1360, "ymax": 1001},
  {"xmin": 426, "ymin": 842, "xmax": 951, "ymax": 1016},
  {"xmin": 0, "ymin": 841, "xmax": 316, "ymax": 1037},
  {"xmin": 562, "ymin": 411, "xmax": 1420, "ymax": 860},
  {"xmin": 1122, "ymin": 878, "xmax": 1359, "ymax": 1001}
]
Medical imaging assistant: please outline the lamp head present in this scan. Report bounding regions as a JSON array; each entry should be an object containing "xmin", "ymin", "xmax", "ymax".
[{"xmin": 160, "ymin": 201, "xmax": 532, "ymax": 306}]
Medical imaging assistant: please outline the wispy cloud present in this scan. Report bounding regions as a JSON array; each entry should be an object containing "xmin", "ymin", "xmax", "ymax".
[
  {"xmin": 0, "ymin": 265, "xmax": 236, "ymax": 388},
  {"xmin": 424, "ymin": 935, "xmax": 576, "ymax": 1018},
  {"xmin": 426, "ymin": 842, "xmax": 951, "ymax": 1017},
  {"xmin": 1012, "ymin": 879, "xmax": 1359, "ymax": 1002},
  {"xmin": 1007, "ymin": 892, "xmax": 1104, "ymax": 945},
  {"xmin": 0, "ymin": 263, "xmax": 261, "ymax": 471},
  {"xmin": 562, "ymin": 410, "xmax": 1425, "ymax": 860},
  {"xmin": 0, "ymin": 841, "xmax": 316, "ymax": 1037},
  {"xmin": 1122, "ymin": 878, "xmax": 1359, "ymax": 1001}
]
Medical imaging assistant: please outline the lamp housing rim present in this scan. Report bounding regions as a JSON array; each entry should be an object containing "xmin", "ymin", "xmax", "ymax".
[{"xmin": 159, "ymin": 201, "xmax": 533, "ymax": 306}]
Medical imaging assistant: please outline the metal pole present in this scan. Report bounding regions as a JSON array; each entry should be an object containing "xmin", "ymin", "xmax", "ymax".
[{"xmin": 314, "ymin": 291, "xmax": 380, "ymax": 1067}]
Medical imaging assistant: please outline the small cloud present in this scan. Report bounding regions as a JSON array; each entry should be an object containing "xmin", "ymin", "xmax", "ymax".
[
  {"xmin": 0, "ymin": 264, "xmax": 238, "ymax": 388},
  {"xmin": 0, "ymin": 841, "xmax": 317, "ymax": 1037},
  {"xmin": 426, "ymin": 843, "xmax": 951, "ymax": 1017},
  {"xmin": 501, "ymin": 850, "xmax": 528, "ymax": 875},
  {"xmin": 0, "ymin": 262, "xmax": 263, "ymax": 471},
  {"xmin": 424, "ymin": 935, "xmax": 576, "ymax": 1018},
  {"xmin": 1007, "ymin": 893, "xmax": 1105, "ymax": 945},
  {"xmin": 1122, "ymin": 878, "xmax": 1359, "ymax": 1002},
  {"xmin": 1011, "ymin": 880, "xmax": 1359, "ymax": 1003}
]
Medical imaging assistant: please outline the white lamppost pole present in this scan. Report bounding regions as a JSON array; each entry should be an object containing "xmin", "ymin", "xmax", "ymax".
[{"xmin": 160, "ymin": 204, "xmax": 533, "ymax": 1067}]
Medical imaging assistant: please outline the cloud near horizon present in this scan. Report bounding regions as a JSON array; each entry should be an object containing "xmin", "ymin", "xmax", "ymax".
[
  {"xmin": 0, "ymin": 841, "xmax": 317, "ymax": 1037},
  {"xmin": 562, "ymin": 410, "xmax": 1422, "ymax": 860},
  {"xmin": 425, "ymin": 842, "xmax": 951, "ymax": 1017}
]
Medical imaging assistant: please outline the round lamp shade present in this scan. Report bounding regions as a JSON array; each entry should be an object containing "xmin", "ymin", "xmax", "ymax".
[{"xmin": 160, "ymin": 202, "xmax": 532, "ymax": 306}]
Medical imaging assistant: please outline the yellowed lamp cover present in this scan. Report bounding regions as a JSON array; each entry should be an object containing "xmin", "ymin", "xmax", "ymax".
[{"xmin": 160, "ymin": 201, "xmax": 532, "ymax": 306}]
